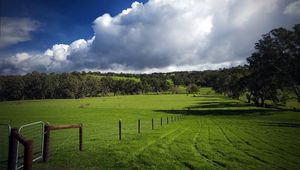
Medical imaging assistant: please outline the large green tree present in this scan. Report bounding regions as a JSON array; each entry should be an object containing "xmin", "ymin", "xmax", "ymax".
[
  {"xmin": 247, "ymin": 24, "xmax": 300, "ymax": 104},
  {"xmin": 186, "ymin": 83, "xmax": 199, "ymax": 95}
]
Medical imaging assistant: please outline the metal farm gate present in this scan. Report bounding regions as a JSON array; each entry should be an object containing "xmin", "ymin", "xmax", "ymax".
[
  {"xmin": 0, "ymin": 123, "xmax": 11, "ymax": 169},
  {"xmin": 16, "ymin": 121, "xmax": 44, "ymax": 170},
  {"xmin": 1, "ymin": 121, "xmax": 81, "ymax": 170}
]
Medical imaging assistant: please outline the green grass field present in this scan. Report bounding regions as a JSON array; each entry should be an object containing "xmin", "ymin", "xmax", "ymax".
[{"xmin": 0, "ymin": 89, "xmax": 299, "ymax": 169}]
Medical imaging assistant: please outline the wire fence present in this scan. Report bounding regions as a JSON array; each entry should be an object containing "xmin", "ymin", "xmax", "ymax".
[
  {"xmin": 49, "ymin": 128, "xmax": 79, "ymax": 157},
  {"xmin": 2, "ymin": 114, "xmax": 185, "ymax": 169}
]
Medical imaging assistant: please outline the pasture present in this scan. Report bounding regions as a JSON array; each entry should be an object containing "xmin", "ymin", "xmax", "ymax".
[{"xmin": 0, "ymin": 90, "xmax": 299, "ymax": 169}]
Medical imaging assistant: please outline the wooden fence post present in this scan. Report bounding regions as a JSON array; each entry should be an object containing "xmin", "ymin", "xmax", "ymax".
[
  {"xmin": 161, "ymin": 117, "xmax": 163, "ymax": 126},
  {"xmin": 8, "ymin": 128, "xmax": 18, "ymax": 170},
  {"xmin": 8, "ymin": 129, "xmax": 34, "ymax": 170},
  {"xmin": 43, "ymin": 123, "xmax": 50, "ymax": 162},
  {"xmin": 79, "ymin": 124, "xmax": 83, "ymax": 151},
  {"xmin": 167, "ymin": 117, "xmax": 169, "ymax": 124},
  {"xmin": 152, "ymin": 118, "xmax": 154, "ymax": 130},
  {"xmin": 119, "ymin": 120, "xmax": 122, "ymax": 140},
  {"xmin": 24, "ymin": 140, "xmax": 34, "ymax": 170},
  {"xmin": 138, "ymin": 120, "xmax": 141, "ymax": 134}
]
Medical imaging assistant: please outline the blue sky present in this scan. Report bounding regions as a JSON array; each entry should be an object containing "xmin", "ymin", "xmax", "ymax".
[
  {"xmin": 0, "ymin": 0, "xmax": 299, "ymax": 74},
  {"xmin": 0, "ymin": 0, "xmax": 147, "ymax": 53}
]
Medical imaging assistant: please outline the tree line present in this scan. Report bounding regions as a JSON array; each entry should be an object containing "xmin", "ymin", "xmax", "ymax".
[
  {"xmin": 0, "ymin": 24, "xmax": 299, "ymax": 107},
  {"xmin": 0, "ymin": 72, "xmax": 175, "ymax": 100}
]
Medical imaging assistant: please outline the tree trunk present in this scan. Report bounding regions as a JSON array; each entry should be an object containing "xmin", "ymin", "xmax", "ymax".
[
  {"xmin": 292, "ymin": 84, "xmax": 300, "ymax": 103},
  {"xmin": 246, "ymin": 94, "xmax": 251, "ymax": 103},
  {"xmin": 260, "ymin": 97, "xmax": 265, "ymax": 107},
  {"xmin": 253, "ymin": 96, "xmax": 259, "ymax": 106}
]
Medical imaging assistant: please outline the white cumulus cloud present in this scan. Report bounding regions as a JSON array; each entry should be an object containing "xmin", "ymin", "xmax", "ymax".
[{"xmin": 0, "ymin": 0, "xmax": 299, "ymax": 74}]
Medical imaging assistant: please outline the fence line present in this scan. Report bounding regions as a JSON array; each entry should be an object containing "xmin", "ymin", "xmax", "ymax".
[
  {"xmin": 118, "ymin": 114, "xmax": 185, "ymax": 140},
  {"xmin": 5, "ymin": 114, "xmax": 185, "ymax": 169}
]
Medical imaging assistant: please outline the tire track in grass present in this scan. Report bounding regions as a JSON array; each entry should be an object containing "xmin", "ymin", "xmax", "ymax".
[
  {"xmin": 164, "ymin": 127, "xmax": 195, "ymax": 169},
  {"xmin": 207, "ymin": 118, "xmax": 249, "ymax": 169},
  {"xmin": 205, "ymin": 118, "xmax": 247, "ymax": 169},
  {"xmin": 212, "ymin": 119, "xmax": 287, "ymax": 170},
  {"xmin": 192, "ymin": 118, "xmax": 227, "ymax": 169},
  {"xmin": 207, "ymin": 118, "xmax": 228, "ymax": 168},
  {"xmin": 135, "ymin": 126, "xmax": 182, "ymax": 155},
  {"xmin": 221, "ymin": 119, "xmax": 297, "ymax": 169},
  {"xmin": 247, "ymin": 120, "xmax": 300, "ymax": 158},
  {"xmin": 115, "ymin": 126, "xmax": 182, "ymax": 167},
  {"xmin": 239, "ymin": 129, "xmax": 299, "ymax": 166},
  {"xmin": 235, "ymin": 120, "xmax": 297, "ymax": 139},
  {"xmin": 244, "ymin": 129, "xmax": 300, "ymax": 158},
  {"xmin": 223, "ymin": 122, "xmax": 283, "ymax": 162},
  {"xmin": 158, "ymin": 117, "xmax": 227, "ymax": 170},
  {"xmin": 149, "ymin": 118, "xmax": 203, "ymax": 170},
  {"xmin": 126, "ymin": 121, "xmax": 190, "ymax": 167},
  {"xmin": 190, "ymin": 118, "xmax": 218, "ymax": 169},
  {"xmin": 135, "ymin": 126, "xmax": 191, "ymax": 169},
  {"xmin": 138, "ymin": 117, "xmax": 225, "ymax": 170},
  {"xmin": 210, "ymin": 119, "xmax": 275, "ymax": 169},
  {"xmin": 225, "ymin": 119, "xmax": 300, "ymax": 158}
]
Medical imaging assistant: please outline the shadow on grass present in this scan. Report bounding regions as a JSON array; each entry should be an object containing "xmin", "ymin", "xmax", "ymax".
[
  {"xmin": 192, "ymin": 95, "xmax": 224, "ymax": 98},
  {"xmin": 258, "ymin": 122, "xmax": 300, "ymax": 128},
  {"xmin": 154, "ymin": 99, "xmax": 299, "ymax": 116},
  {"xmin": 154, "ymin": 108, "xmax": 274, "ymax": 116},
  {"xmin": 189, "ymin": 101, "xmax": 253, "ymax": 109}
]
